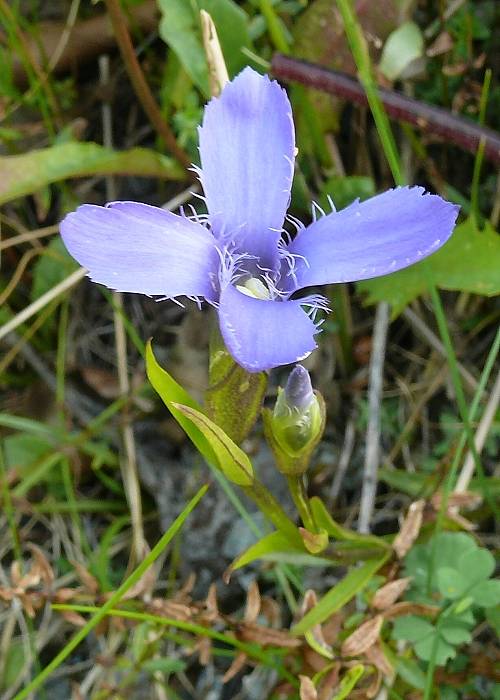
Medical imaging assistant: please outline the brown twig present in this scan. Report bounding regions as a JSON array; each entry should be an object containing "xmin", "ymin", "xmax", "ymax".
[
  {"xmin": 104, "ymin": 0, "xmax": 192, "ymax": 172},
  {"xmin": 271, "ymin": 54, "xmax": 500, "ymax": 166}
]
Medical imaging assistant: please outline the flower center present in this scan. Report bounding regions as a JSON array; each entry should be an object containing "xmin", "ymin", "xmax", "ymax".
[{"xmin": 235, "ymin": 276, "xmax": 271, "ymax": 300}]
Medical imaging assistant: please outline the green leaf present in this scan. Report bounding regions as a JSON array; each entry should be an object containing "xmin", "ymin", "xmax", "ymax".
[
  {"xmin": 415, "ymin": 634, "xmax": 456, "ymax": 665},
  {"xmin": 436, "ymin": 567, "xmax": 469, "ymax": 600},
  {"xmin": 379, "ymin": 22, "xmax": 424, "ymax": 81},
  {"xmin": 470, "ymin": 579, "xmax": 500, "ymax": 608},
  {"xmin": 392, "ymin": 656, "xmax": 426, "ymax": 691},
  {"xmin": 142, "ymin": 658, "xmax": 187, "ymax": 674},
  {"xmin": 358, "ymin": 218, "xmax": 500, "ymax": 316},
  {"xmin": 173, "ymin": 403, "xmax": 254, "ymax": 486},
  {"xmin": 0, "ymin": 142, "xmax": 184, "ymax": 205},
  {"xmin": 309, "ymin": 496, "xmax": 390, "ymax": 550},
  {"xmin": 292, "ymin": 554, "xmax": 389, "ymax": 634},
  {"xmin": 392, "ymin": 615, "xmax": 434, "ymax": 643},
  {"xmin": 404, "ymin": 532, "xmax": 477, "ymax": 596},
  {"xmin": 440, "ymin": 618, "xmax": 472, "ymax": 645},
  {"xmin": 158, "ymin": 0, "xmax": 251, "ymax": 95},
  {"xmin": 31, "ymin": 236, "xmax": 78, "ymax": 301},
  {"xmin": 229, "ymin": 530, "xmax": 306, "ymax": 572},
  {"xmin": 145, "ymin": 341, "xmax": 215, "ymax": 466},
  {"xmin": 331, "ymin": 664, "xmax": 364, "ymax": 700},
  {"xmin": 457, "ymin": 547, "xmax": 495, "ymax": 584}
]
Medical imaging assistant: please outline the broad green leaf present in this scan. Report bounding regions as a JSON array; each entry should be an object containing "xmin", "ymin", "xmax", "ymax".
[
  {"xmin": 310, "ymin": 497, "xmax": 390, "ymax": 550},
  {"xmin": 358, "ymin": 218, "xmax": 500, "ymax": 316},
  {"xmin": 415, "ymin": 634, "xmax": 456, "ymax": 665},
  {"xmin": 471, "ymin": 579, "xmax": 500, "ymax": 607},
  {"xmin": 31, "ymin": 236, "xmax": 78, "ymax": 301},
  {"xmin": 437, "ymin": 567, "xmax": 469, "ymax": 600},
  {"xmin": 392, "ymin": 615, "xmax": 434, "ymax": 643},
  {"xmin": 158, "ymin": 0, "xmax": 251, "ymax": 95},
  {"xmin": 292, "ymin": 554, "xmax": 389, "ymax": 634},
  {"xmin": 145, "ymin": 341, "xmax": 215, "ymax": 466},
  {"xmin": 457, "ymin": 547, "xmax": 495, "ymax": 584},
  {"xmin": 0, "ymin": 142, "xmax": 184, "ymax": 205},
  {"xmin": 404, "ymin": 532, "xmax": 477, "ymax": 596},
  {"xmin": 173, "ymin": 403, "xmax": 254, "ymax": 486},
  {"xmin": 440, "ymin": 619, "xmax": 472, "ymax": 645},
  {"xmin": 379, "ymin": 22, "xmax": 424, "ymax": 81},
  {"xmin": 331, "ymin": 664, "xmax": 364, "ymax": 700},
  {"xmin": 229, "ymin": 530, "xmax": 306, "ymax": 572}
]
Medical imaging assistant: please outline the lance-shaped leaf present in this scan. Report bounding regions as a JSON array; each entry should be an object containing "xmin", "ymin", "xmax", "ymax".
[
  {"xmin": 292, "ymin": 555, "xmax": 390, "ymax": 635},
  {"xmin": 226, "ymin": 530, "xmax": 307, "ymax": 579},
  {"xmin": 145, "ymin": 341, "xmax": 215, "ymax": 466},
  {"xmin": 0, "ymin": 142, "xmax": 184, "ymax": 205},
  {"xmin": 173, "ymin": 403, "xmax": 254, "ymax": 486},
  {"xmin": 310, "ymin": 497, "xmax": 390, "ymax": 550}
]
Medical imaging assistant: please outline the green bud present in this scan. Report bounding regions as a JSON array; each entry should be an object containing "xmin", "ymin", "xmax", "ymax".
[{"xmin": 263, "ymin": 366, "xmax": 325, "ymax": 476}]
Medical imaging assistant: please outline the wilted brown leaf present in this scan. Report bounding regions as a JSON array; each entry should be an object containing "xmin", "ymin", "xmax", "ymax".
[
  {"xmin": 203, "ymin": 583, "xmax": 219, "ymax": 622},
  {"xmin": 71, "ymin": 561, "xmax": 99, "ymax": 595},
  {"xmin": 371, "ymin": 577, "xmax": 412, "ymax": 610},
  {"xmin": 318, "ymin": 664, "xmax": 341, "ymax": 700},
  {"xmin": 364, "ymin": 641, "xmax": 393, "ymax": 677},
  {"xmin": 27, "ymin": 544, "xmax": 55, "ymax": 587},
  {"xmin": 223, "ymin": 651, "xmax": 248, "ymax": 683},
  {"xmin": 393, "ymin": 499, "xmax": 425, "ymax": 558},
  {"xmin": 61, "ymin": 610, "xmax": 87, "ymax": 627},
  {"xmin": 299, "ymin": 675, "xmax": 318, "ymax": 700},
  {"xmin": 148, "ymin": 599, "xmax": 193, "ymax": 622},
  {"xmin": 341, "ymin": 615, "xmax": 383, "ymax": 657},
  {"xmin": 238, "ymin": 622, "xmax": 301, "ymax": 648},
  {"xmin": 382, "ymin": 601, "xmax": 439, "ymax": 620},
  {"xmin": 244, "ymin": 580, "xmax": 261, "ymax": 623},
  {"xmin": 197, "ymin": 636, "xmax": 212, "ymax": 666}
]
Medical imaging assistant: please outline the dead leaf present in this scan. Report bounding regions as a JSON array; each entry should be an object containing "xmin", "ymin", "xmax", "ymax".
[
  {"xmin": 365, "ymin": 668, "xmax": 382, "ymax": 698},
  {"xmin": 223, "ymin": 651, "xmax": 248, "ymax": 683},
  {"xmin": 71, "ymin": 561, "xmax": 99, "ymax": 595},
  {"xmin": 426, "ymin": 31, "xmax": 454, "ymax": 58},
  {"xmin": 393, "ymin": 499, "xmax": 425, "ymax": 558},
  {"xmin": 432, "ymin": 490, "xmax": 482, "ymax": 511},
  {"xmin": 341, "ymin": 615, "xmax": 383, "ymax": 657},
  {"xmin": 300, "ymin": 675, "xmax": 318, "ymax": 700},
  {"xmin": 81, "ymin": 367, "xmax": 121, "ymax": 399},
  {"xmin": 371, "ymin": 577, "xmax": 412, "ymax": 610},
  {"xmin": 148, "ymin": 599, "xmax": 193, "ymax": 622},
  {"xmin": 244, "ymin": 580, "xmax": 261, "ymax": 623},
  {"xmin": 203, "ymin": 583, "xmax": 219, "ymax": 622},
  {"xmin": 238, "ymin": 622, "xmax": 301, "ymax": 648},
  {"xmin": 318, "ymin": 664, "xmax": 341, "ymax": 700},
  {"xmin": 364, "ymin": 641, "xmax": 393, "ymax": 678},
  {"xmin": 197, "ymin": 636, "xmax": 212, "ymax": 666},
  {"xmin": 27, "ymin": 544, "xmax": 54, "ymax": 586},
  {"xmin": 61, "ymin": 609, "xmax": 87, "ymax": 627},
  {"xmin": 382, "ymin": 601, "xmax": 439, "ymax": 620}
]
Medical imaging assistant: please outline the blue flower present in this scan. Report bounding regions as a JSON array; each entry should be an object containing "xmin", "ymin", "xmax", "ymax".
[{"xmin": 60, "ymin": 68, "xmax": 459, "ymax": 372}]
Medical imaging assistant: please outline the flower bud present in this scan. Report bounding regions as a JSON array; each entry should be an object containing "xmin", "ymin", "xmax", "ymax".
[{"xmin": 263, "ymin": 365, "xmax": 325, "ymax": 475}]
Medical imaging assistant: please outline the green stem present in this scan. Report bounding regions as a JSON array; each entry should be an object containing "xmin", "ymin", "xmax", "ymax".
[
  {"xmin": 286, "ymin": 475, "xmax": 315, "ymax": 531},
  {"xmin": 259, "ymin": 0, "xmax": 290, "ymax": 54},
  {"xmin": 334, "ymin": 0, "xmax": 404, "ymax": 185},
  {"xmin": 242, "ymin": 479, "xmax": 301, "ymax": 545}
]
